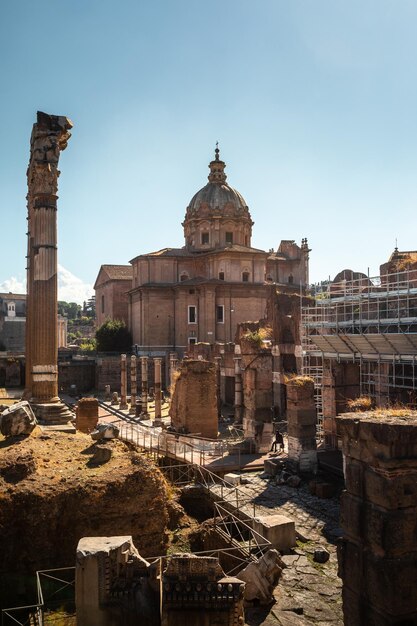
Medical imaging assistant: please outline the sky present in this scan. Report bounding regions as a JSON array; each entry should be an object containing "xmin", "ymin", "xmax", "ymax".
[{"xmin": 1, "ymin": 0, "xmax": 417, "ymax": 303}]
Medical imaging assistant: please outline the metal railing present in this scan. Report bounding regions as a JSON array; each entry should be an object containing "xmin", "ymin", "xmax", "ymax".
[{"xmin": 1, "ymin": 568, "xmax": 75, "ymax": 626}]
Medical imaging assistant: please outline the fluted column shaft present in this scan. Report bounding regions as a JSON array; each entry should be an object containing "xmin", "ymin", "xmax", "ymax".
[
  {"xmin": 154, "ymin": 358, "xmax": 162, "ymax": 421},
  {"xmin": 130, "ymin": 355, "xmax": 137, "ymax": 414},
  {"xmin": 25, "ymin": 112, "xmax": 72, "ymax": 405},
  {"xmin": 141, "ymin": 356, "xmax": 149, "ymax": 416}
]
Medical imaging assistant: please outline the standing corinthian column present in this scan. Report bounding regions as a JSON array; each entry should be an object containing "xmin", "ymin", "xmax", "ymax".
[{"xmin": 25, "ymin": 111, "xmax": 73, "ymax": 424}]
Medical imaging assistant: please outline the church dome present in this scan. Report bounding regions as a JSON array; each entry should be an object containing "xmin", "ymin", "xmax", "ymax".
[
  {"xmin": 184, "ymin": 147, "xmax": 251, "ymax": 220},
  {"xmin": 183, "ymin": 147, "xmax": 254, "ymax": 251}
]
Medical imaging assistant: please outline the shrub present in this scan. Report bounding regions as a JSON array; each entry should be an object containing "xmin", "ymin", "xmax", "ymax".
[{"xmin": 95, "ymin": 319, "xmax": 132, "ymax": 352}]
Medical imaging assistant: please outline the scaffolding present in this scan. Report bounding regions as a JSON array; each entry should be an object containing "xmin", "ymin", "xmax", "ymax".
[{"xmin": 302, "ymin": 268, "xmax": 417, "ymax": 427}]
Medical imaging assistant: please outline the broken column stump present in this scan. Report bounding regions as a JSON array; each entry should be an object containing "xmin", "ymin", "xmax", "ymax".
[
  {"xmin": 76, "ymin": 398, "xmax": 99, "ymax": 434},
  {"xmin": 286, "ymin": 376, "xmax": 317, "ymax": 473},
  {"xmin": 336, "ymin": 412, "xmax": 417, "ymax": 625},
  {"xmin": 169, "ymin": 360, "xmax": 218, "ymax": 438}
]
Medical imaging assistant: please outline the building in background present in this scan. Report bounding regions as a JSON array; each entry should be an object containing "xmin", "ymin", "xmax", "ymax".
[
  {"xmin": 94, "ymin": 265, "xmax": 133, "ymax": 328},
  {"xmin": 95, "ymin": 149, "xmax": 309, "ymax": 360}
]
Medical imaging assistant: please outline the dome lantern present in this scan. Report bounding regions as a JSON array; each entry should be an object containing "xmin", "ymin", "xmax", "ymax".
[{"xmin": 182, "ymin": 148, "xmax": 254, "ymax": 251}]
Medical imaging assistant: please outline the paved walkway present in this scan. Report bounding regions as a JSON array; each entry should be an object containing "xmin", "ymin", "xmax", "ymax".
[{"xmin": 234, "ymin": 474, "xmax": 343, "ymax": 625}]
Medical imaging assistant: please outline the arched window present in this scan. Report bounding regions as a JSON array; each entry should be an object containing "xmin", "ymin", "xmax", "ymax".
[
  {"xmin": 288, "ymin": 275, "xmax": 294, "ymax": 284},
  {"xmin": 242, "ymin": 272, "xmax": 250, "ymax": 282}
]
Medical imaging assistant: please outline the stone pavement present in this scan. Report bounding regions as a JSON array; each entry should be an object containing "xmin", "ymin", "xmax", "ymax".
[{"xmin": 234, "ymin": 473, "xmax": 343, "ymax": 626}]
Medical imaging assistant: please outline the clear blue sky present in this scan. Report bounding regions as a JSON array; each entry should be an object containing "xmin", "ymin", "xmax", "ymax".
[{"xmin": 1, "ymin": 0, "xmax": 417, "ymax": 302}]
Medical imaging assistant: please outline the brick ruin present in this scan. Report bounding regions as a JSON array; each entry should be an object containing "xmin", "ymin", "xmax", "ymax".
[
  {"xmin": 75, "ymin": 397, "xmax": 99, "ymax": 434},
  {"xmin": 286, "ymin": 376, "xmax": 317, "ymax": 473},
  {"xmin": 337, "ymin": 411, "xmax": 417, "ymax": 625},
  {"xmin": 169, "ymin": 359, "xmax": 218, "ymax": 438},
  {"xmin": 183, "ymin": 289, "xmax": 310, "ymax": 449}
]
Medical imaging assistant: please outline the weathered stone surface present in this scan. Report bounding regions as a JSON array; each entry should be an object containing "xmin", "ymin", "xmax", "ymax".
[
  {"xmin": 238, "ymin": 549, "xmax": 283, "ymax": 604},
  {"xmin": 286, "ymin": 378, "xmax": 315, "ymax": 401},
  {"xmin": 91, "ymin": 445, "xmax": 112, "ymax": 464},
  {"xmin": 253, "ymin": 515, "xmax": 296, "ymax": 552},
  {"xmin": 264, "ymin": 457, "xmax": 284, "ymax": 476},
  {"xmin": 76, "ymin": 536, "xmax": 152, "ymax": 626},
  {"xmin": 286, "ymin": 378, "xmax": 317, "ymax": 474},
  {"xmin": 169, "ymin": 360, "xmax": 218, "ymax": 438},
  {"xmin": 287, "ymin": 423, "xmax": 317, "ymax": 438},
  {"xmin": 25, "ymin": 112, "xmax": 73, "ymax": 423},
  {"xmin": 337, "ymin": 412, "xmax": 417, "ymax": 624},
  {"xmin": 0, "ymin": 401, "xmax": 37, "ymax": 437},
  {"xmin": 91, "ymin": 423, "xmax": 119, "ymax": 441},
  {"xmin": 76, "ymin": 397, "xmax": 98, "ymax": 434},
  {"xmin": 162, "ymin": 554, "xmax": 245, "ymax": 625},
  {"xmin": 224, "ymin": 472, "xmax": 241, "ymax": 485}
]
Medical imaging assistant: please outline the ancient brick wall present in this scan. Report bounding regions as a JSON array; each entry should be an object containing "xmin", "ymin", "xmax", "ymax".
[
  {"xmin": 58, "ymin": 359, "xmax": 96, "ymax": 393},
  {"xmin": 75, "ymin": 397, "xmax": 98, "ymax": 433},
  {"xmin": 169, "ymin": 360, "xmax": 218, "ymax": 438},
  {"xmin": 286, "ymin": 377, "xmax": 317, "ymax": 473},
  {"xmin": 337, "ymin": 412, "xmax": 417, "ymax": 625}
]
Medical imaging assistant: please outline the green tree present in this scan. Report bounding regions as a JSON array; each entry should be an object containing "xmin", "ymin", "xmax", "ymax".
[
  {"xmin": 58, "ymin": 300, "xmax": 81, "ymax": 320},
  {"xmin": 95, "ymin": 319, "xmax": 132, "ymax": 352}
]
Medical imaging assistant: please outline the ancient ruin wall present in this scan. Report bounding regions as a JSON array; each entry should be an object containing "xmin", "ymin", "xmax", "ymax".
[
  {"xmin": 337, "ymin": 412, "xmax": 417, "ymax": 625},
  {"xmin": 169, "ymin": 360, "xmax": 218, "ymax": 438}
]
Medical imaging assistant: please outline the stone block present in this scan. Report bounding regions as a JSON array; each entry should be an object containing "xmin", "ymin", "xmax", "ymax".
[
  {"xmin": 237, "ymin": 549, "xmax": 283, "ymax": 604},
  {"xmin": 342, "ymin": 492, "xmax": 417, "ymax": 556},
  {"xmin": 0, "ymin": 401, "xmax": 37, "ymax": 437},
  {"xmin": 344, "ymin": 458, "xmax": 365, "ymax": 498},
  {"xmin": 364, "ymin": 465, "xmax": 417, "ymax": 510},
  {"xmin": 365, "ymin": 552, "xmax": 417, "ymax": 615},
  {"xmin": 287, "ymin": 423, "xmax": 317, "ymax": 438},
  {"xmin": 286, "ymin": 379, "xmax": 314, "ymax": 401},
  {"xmin": 337, "ymin": 414, "xmax": 417, "ymax": 468},
  {"xmin": 286, "ymin": 407, "xmax": 317, "ymax": 425},
  {"xmin": 367, "ymin": 505, "xmax": 417, "ymax": 558},
  {"xmin": 341, "ymin": 587, "xmax": 363, "ymax": 626},
  {"xmin": 298, "ymin": 450, "xmax": 318, "ymax": 474},
  {"xmin": 91, "ymin": 423, "xmax": 119, "ymax": 441},
  {"xmin": 169, "ymin": 360, "xmax": 218, "ymax": 438},
  {"xmin": 224, "ymin": 472, "xmax": 241, "ymax": 486},
  {"xmin": 263, "ymin": 458, "xmax": 283, "ymax": 476},
  {"xmin": 337, "ymin": 539, "xmax": 363, "ymax": 595},
  {"xmin": 287, "ymin": 436, "xmax": 317, "ymax": 454},
  {"xmin": 76, "ymin": 535, "xmax": 150, "ymax": 626},
  {"xmin": 76, "ymin": 398, "xmax": 99, "ymax": 434},
  {"xmin": 252, "ymin": 514, "xmax": 296, "ymax": 552},
  {"xmin": 91, "ymin": 445, "xmax": 112, "ymax": 464}
]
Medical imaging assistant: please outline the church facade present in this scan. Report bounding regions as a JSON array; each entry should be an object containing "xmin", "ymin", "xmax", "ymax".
[{"xmin": 95, "ymin": 149, "xmax": 310, "ymax": 357}]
